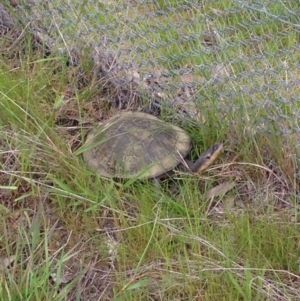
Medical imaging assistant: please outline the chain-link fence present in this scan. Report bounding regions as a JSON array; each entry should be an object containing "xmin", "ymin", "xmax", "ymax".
[{"xmin": 3, "ymin": 1, "xmax": 300, "ymax": 161}]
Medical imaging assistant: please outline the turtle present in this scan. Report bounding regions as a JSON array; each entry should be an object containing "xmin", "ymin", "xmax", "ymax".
[{"xmin": 82, "ymin": 111, "xmax": 223, "ymax": 179}]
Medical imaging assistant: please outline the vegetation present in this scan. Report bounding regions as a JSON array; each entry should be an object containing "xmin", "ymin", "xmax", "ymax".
[{"xmin": 0, "ymin": 0, "xmax": 299, "ymax": 300}]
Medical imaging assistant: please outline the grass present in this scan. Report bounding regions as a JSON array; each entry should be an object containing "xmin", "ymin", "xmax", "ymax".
[{"xmin": 0, "ymin": 0, "xmax": 300, "ymax": 300}]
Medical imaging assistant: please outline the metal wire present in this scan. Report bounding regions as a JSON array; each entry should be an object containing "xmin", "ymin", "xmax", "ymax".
[{"xmin": 10, "ymin": 0, "xmax": 300, "ymax": 163}]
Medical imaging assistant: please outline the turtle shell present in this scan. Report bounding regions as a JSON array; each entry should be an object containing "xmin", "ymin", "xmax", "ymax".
[{"xmin": 82, "ymin": 112, "xmax": 192, "ymax": 179}]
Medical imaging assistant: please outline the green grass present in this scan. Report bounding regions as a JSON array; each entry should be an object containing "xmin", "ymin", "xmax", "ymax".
[{"xmin": 1, "ymin": 0, "xmax": 300, "ymax": 300}]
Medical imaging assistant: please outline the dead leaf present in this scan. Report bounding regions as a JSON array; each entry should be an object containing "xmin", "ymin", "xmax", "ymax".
[
  {"xmin": 0, "ymin": 255, "xmax": 16, "ymax": 272},
  {"xmin": 206, "ymin": 181, "xmax": 236, "ymax": 199},
  {"xmin": 235, "ymin": 198, "xmax": 247, "ymax": 209},
  {"xmin": 9, "ymin": 0, "xmax": 18, "ymax": 7},
  {"xmin": 126, "ymin": 68, "xmax": 140, "ymax": 84},
  {"xmin": 50, "ymin": 272, "xmax": 74, "ymax": 285}
]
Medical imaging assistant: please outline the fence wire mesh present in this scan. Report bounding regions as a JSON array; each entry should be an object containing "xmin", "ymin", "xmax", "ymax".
[{"xmin": 4, "ymin": 0, "xmax": 300, "ymax": 167}]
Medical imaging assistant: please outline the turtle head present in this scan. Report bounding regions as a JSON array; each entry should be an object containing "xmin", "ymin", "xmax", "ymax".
[{"xmin": 191, "ymin": 143, "xmax": 223, "ymax": 173}]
